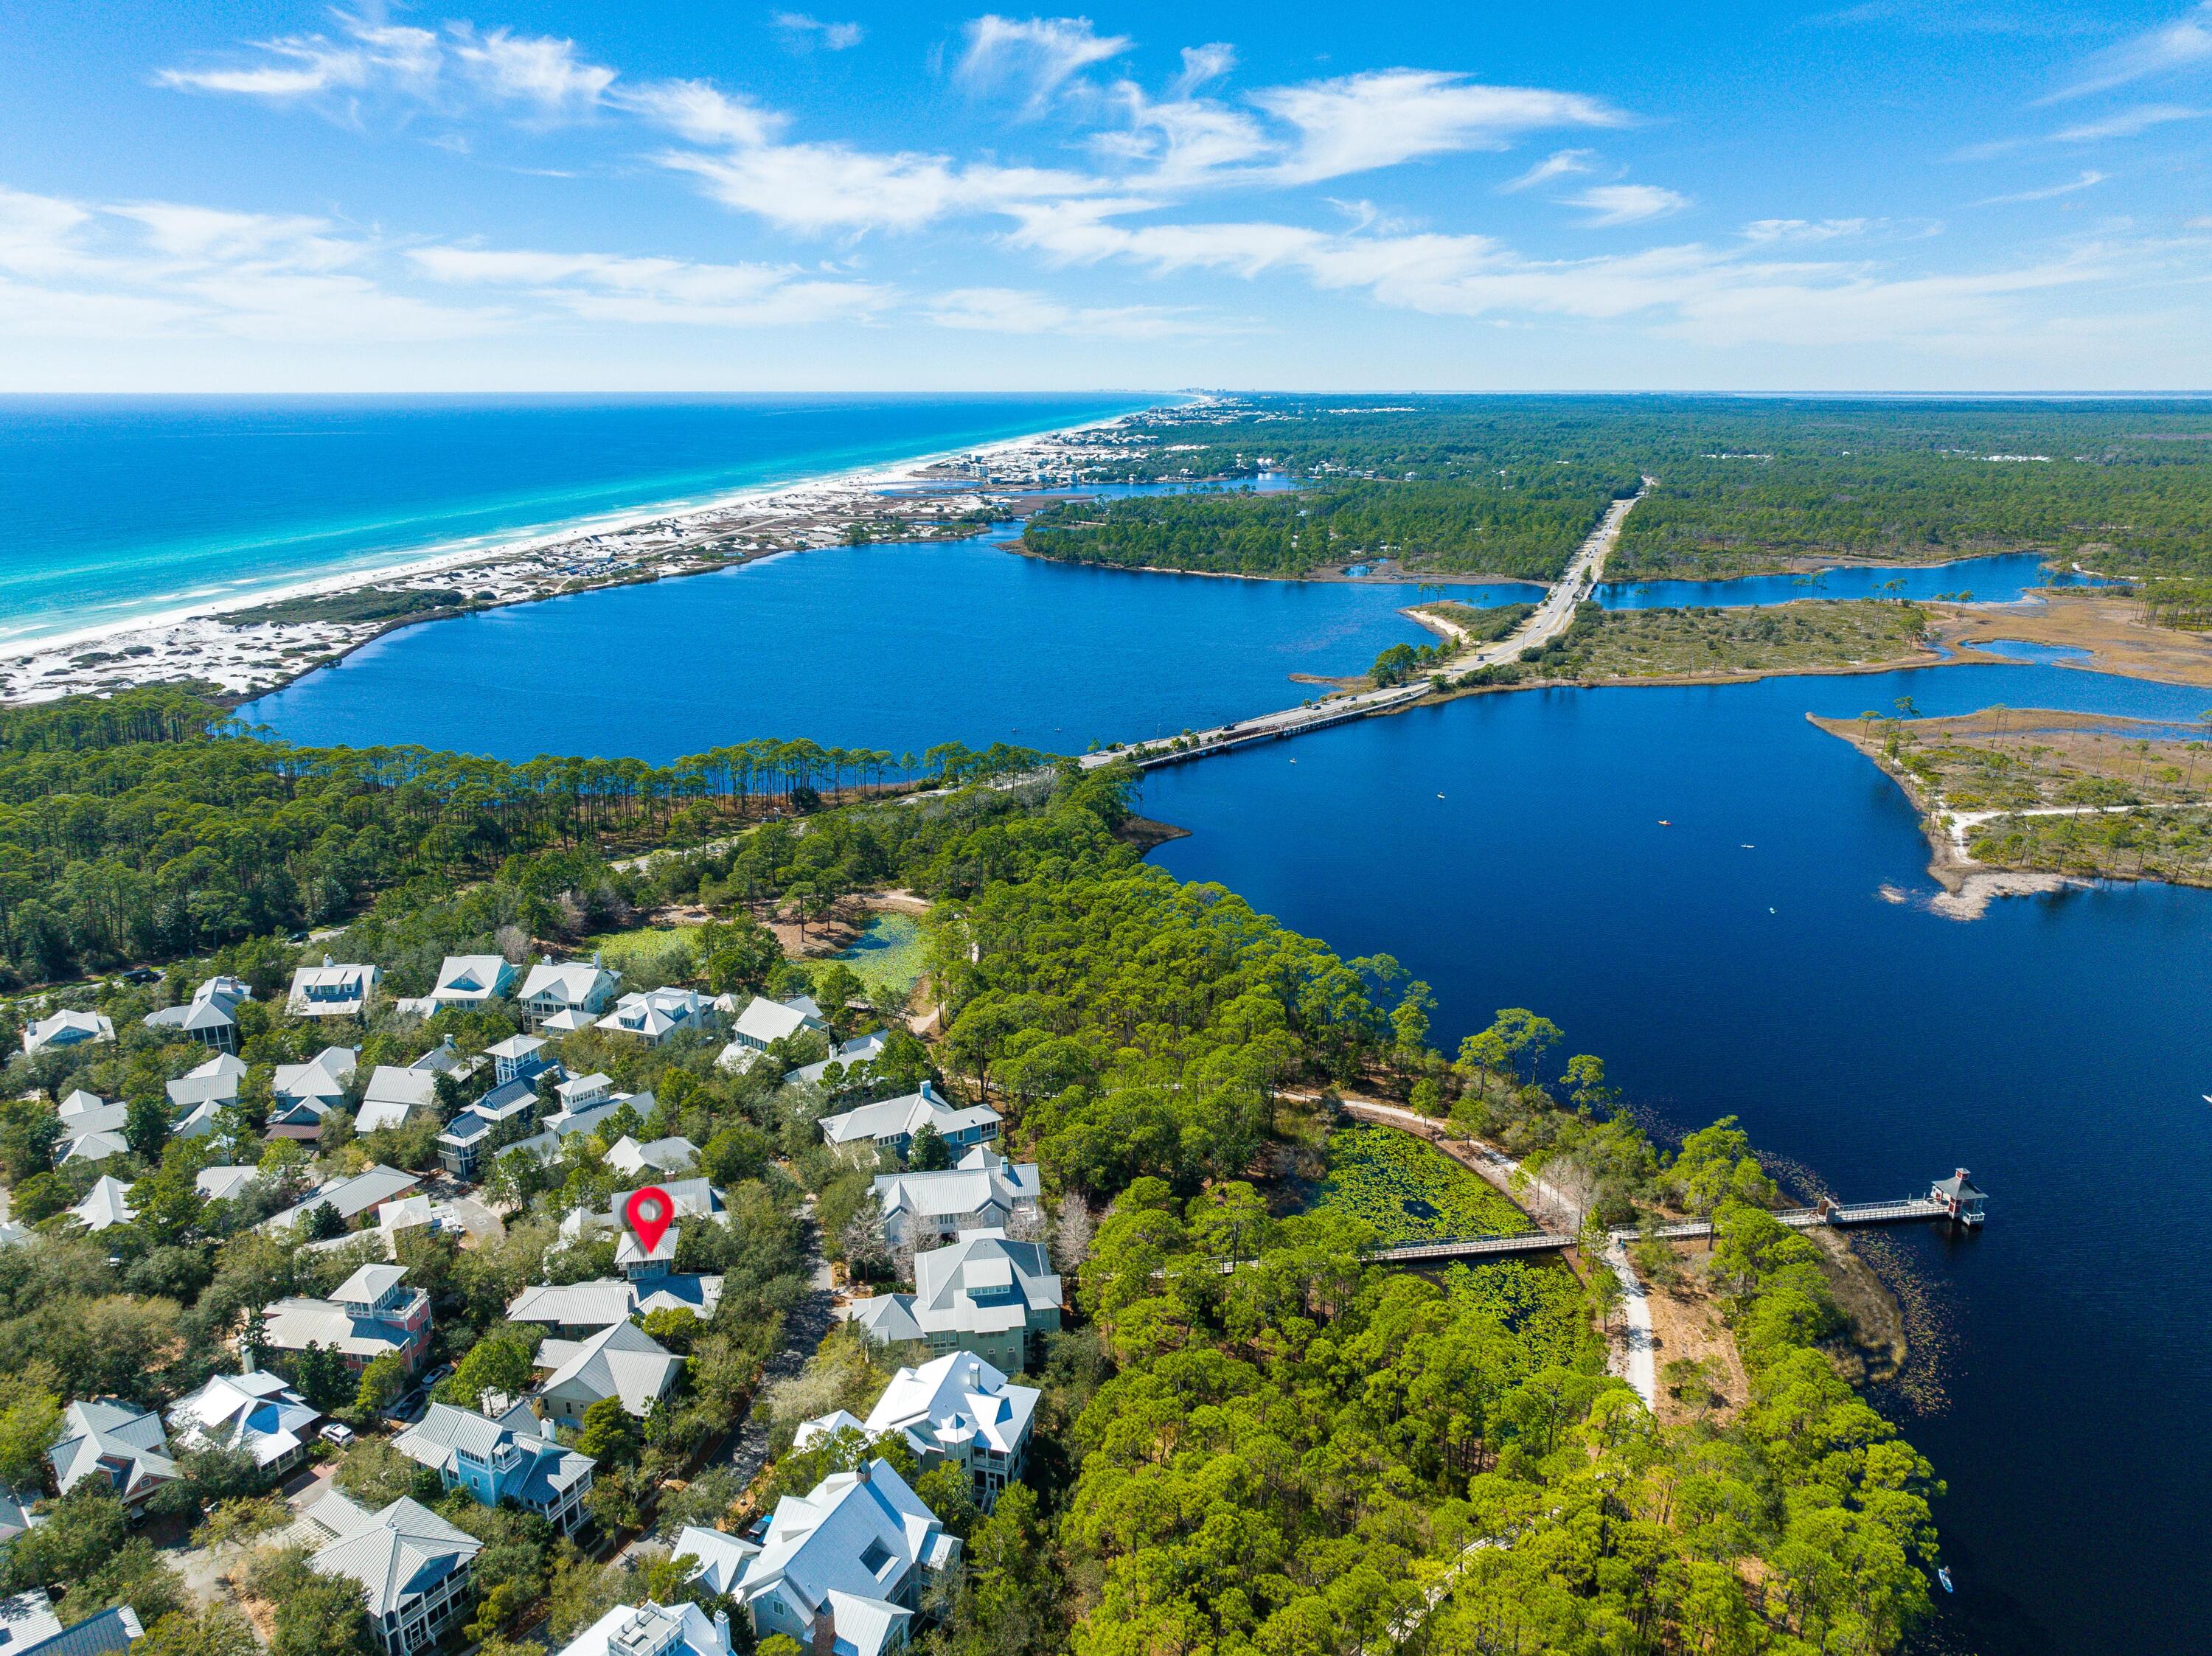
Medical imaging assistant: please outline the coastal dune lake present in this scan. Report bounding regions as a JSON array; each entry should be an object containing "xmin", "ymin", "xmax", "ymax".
[{"xmin": 247, "ymin": 527, "xmax": 2212, "ymax": 1654}]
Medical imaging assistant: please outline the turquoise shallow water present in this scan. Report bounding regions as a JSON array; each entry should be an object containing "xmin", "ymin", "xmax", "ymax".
[{"xmin": 0, "ymin": 393, "xmax": 1158, "ymax": 646}]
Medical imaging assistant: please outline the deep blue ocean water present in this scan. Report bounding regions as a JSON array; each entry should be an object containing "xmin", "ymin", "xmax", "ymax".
[
  {"xmin": 1142, "ymin": 662, "xmax": 2212, "ymax": 1656},
  {"xmin": 0, "ymin": 394, "xmax": 1158, "ymax": 646}
]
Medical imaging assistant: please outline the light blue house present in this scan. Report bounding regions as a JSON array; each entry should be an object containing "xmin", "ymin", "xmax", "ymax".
[{"xmin": 391, "ymin": 1399, "xmax": 594, "ymax": 1535}]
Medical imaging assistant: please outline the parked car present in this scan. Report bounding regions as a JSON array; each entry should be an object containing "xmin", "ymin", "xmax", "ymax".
[
  {"xmin": 422, "ymin": 1363, "xmax": 454, "ymax": 1388},
  {"xmin": 319, "ymin": 1422, "xmax": 355, "ymax": 1446}
]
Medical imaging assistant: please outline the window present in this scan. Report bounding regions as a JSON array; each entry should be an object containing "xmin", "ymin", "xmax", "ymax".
[{"xmin": 860, "ymin": 1538, "xmax": 894, "ymax": 1576}]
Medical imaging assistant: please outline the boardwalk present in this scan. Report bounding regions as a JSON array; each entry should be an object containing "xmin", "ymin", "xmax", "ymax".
[{"xmin": 1079, "ymin": 482, "xmax": 1649, "ymax": 773}]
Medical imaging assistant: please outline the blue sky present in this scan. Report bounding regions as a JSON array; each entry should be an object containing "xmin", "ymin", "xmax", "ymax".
[{"xmin": 2, "ymin": 1, "xmax": 2209, "ymax": 391}]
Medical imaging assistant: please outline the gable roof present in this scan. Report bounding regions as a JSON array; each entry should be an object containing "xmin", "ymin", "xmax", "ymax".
[
  {"xmin": 786, "ymin": 1030, "xmax": 888, "ymax": 1086},
  {"xmin": 393, "ymin": 1402, "xmax": 593, "ymax": 1506},
  {"xmin": 520, "ymin": 960, "xmax": 619, "ymax": 1006},
  {"xmin": 734, "ymin": 1458, "xmax": 959, "ymax": 1627},
  {"xmin": 535, "ymin": 1321, "xmax": 684, "ymax": 1416},
  {"xmin": 69, "ymin": 1177, "xmax": 137, "ymax": 1232},
  {"xmin": 166, "ymin": 1372, "xmax": 318, "ymax": 1467},
  {"xmin": 432, "ymin": 956, "xmax": 516, "ymax": 1002},
  {"xmin": 605, "ymin": 1135, "xmax": 700, "ymax": 1177},
  {"xmin": 671, "ymin": 1527, "xmax": 760, "ymax": 1598},
  {"xmin": 872, "ymin": 1157, "xmax": 1040, "ymax": 1224},
  {"xmin": 731, "ymin": 995, "xmax": 824, "ymax": 1048},
  {"xmin": 910, "ymin": 1229, "xmax": 1061, "ymax": 1337},
  {"xmin": 49, "ymin": 1399, "xmax": 173, "ymax": 1502},
  {"xmin": 818, "ymin": 1085, "xmax": 1001, "ymax": 1149},
  {"xmin": 167, "ymin": 1051, "xmax": 249, "ymax": 1110},
  {"xmin": 260, "ymin": 1164, "xmax": 418, "ymax": 1233},
  {"xmin": 310, "ymin": 1496, "xmax": 481, "ymax": 1617},
  {"xmin": 0, "ymin": 1593, "xmax": 142, "ymax": 1656},
  {"xmin": 840, "ymin": 1294, "xmax": 924, "ymax": 1346},
  {"xmin": 833, "ymin": 1351, "xmax": 1037, "ymax": 1461},
  {"xmin": 195, "ymin": 1165, "xmax": 261, "ymax": 1203}
]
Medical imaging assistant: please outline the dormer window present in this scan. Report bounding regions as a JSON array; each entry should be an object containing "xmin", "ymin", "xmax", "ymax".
[{"xmin": 860, "ymin": 1537, "xmax": 894, "ymax": 1577}]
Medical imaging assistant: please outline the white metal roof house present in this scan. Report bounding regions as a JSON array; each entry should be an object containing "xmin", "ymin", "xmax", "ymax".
[
  {"xmin": 167, "ymin": 1051, "xmax": 248, "ymax": 1124},
  {"xmin": 554, "ymin": 1601, "xmax": 732, "ymax": 1656},
  {"xmin": 287, "ymin": 959, "xmax": 381, "ymax": 1020},
  {"xmin": 795, "ymin": 1351, "xmax": 1037, "ymax": 1511},
  {"xmin": 871, "ymin": 1147, "xmax": 1041, "ymax": 1253},
  {"xmin": 709, "ymin": 1457, "xmax": 958, "ymax": 1656},
  {"xmin": 596, "ymin": 987, "xmax": 714, "ymax": 1045},
  {"xmin": 484, "ymin": 1033, "xmax": 552, "ymax": 1086},
  {"xmin": 845, "ymin": 1228, "xmax": 1062, "ymax": 1374},
  {"xmin": 818, "ymin": 1081, "xmax": 1001, "ymax": 1161},
  {"xmin": 68, "ymin": 1177, "xmax": 137, "ymax": 1233},
  {"xmin": 144, "ymin": 975, "xmax": 251, "ymax": 1052},
  {"xmin": 21, "ymin": 1009, "xmax": 114, "ymax": 1057},
  {"xmin": 506, "ymin": 1267, "xmax": 723, "ymax": 1337},
  {"xmin": 260, "ymin": 1262, "xmax": 432, "ymax": 1376},
  {"xmin": 195, "ymin": 1165, "xmax": 262, "ymax": 1203},
  {"xmin": 787, "ymin": 1029, "xmax": 888, "ymax": 1087},
  {"xmin": 393, "ymin": 1399, "xmax": 594, "ymax": 1536},
  {"xmin": 260, "ymin": 1163, "xmax": 420, "ymax": 1234},
  {"xmin": 305, "ymin": 1492, "xmax": 481, "ymax": 1656},
  {"xmin": 436, "ymin": 1075, "xmax": 546, "ymax": 1180},
  {"xmin": 354, "ymin": 1065, "xmax": 442, "ymax": 1133},
  {"xmin": 48, "ymin": 1399, "xmax": 174, "ymax": 1512},
  {"xmin": 0, "ymin": 1590, "xmax": 143, "ymax": 1656},
  {"xmin": 727, "ymin": 994, "xmax": 826, "ymax": 1054},
  {"xmin": 165, "ymin": 1371, "xmax": 319, "ymax": 1475},
  {"xmin": 424, "ymin": 955, "xmax": 520, "ymax": 1012},
  {"xmin": 55, "ymin": 1098, "xmax": 130, "ymax": 1168},
  {"xmin": 603, "ymin": 1135, "xmax": 699, "ymax": 1178},
  {"xmin": 519, "ymin": 957, "xmax": 621, "ymax": 1029},
  {"xmin": 265, "ymin": 1046, "xmax": 356, "ymax": 1137},
  {"xmin": 534, "ymin": 1321, "xmax": 684, "ymax": 1424}
]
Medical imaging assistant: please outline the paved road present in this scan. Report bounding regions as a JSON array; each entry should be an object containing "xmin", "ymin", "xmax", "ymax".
[{"xmin": 1079, "ymin": 481, "xmax": 1649, "ymax": 772}]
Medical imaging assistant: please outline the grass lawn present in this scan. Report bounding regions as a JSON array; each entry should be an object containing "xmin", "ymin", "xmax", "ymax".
[
  {"xmin": 836, "ymin": 913, "xmax": 926, "ymax": 997},
  {"xmin": 1312, "ymin": 1124, "xmax": 1532, "ymax": 1242}
]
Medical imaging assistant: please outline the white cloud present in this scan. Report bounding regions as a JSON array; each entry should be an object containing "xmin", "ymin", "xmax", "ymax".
[
  {"xmin": 956, "ymin": 15, "xmax": 1133, "ymax": 112},
  {"xmin": 1169, "ymin": 44, "xmax": 1237, "ymax": 99},
  {"xmin": 410, "ymin": 243, "xmax": 887, "ymax": 325},
  {"xmin": 155, "ymin": 15, "xmax": 611, "ymax": 121},
  {"xmin": 619, "ymin": 80, "xmax": 786, "ymax": 148},
  {"xmin": 1568, "ymin": 184, "xmax": 1690, "ymax": 226},
  {"xmin": 2052, "ymin": 2, "xmax": 2212, "ymax": 100},
  {"xmin": 2049, "ymin": 102, "xmax": 2207, "ymax": 140},
  {"xmin": 773, "ymin": 13, "xmax": 867, "ymax": 51},
  {"xmin": 1500, "ymin": 148, "xmax": 1596, "ymax": 192},
  {"xmin": 1977, "ymin": 170, "xmax": 2107, "ymax": 204},
  {"xmin": 446, "ymin": 25, "xmax": 614, "ymax": 114},
  {"xmin": 660, "ymin": 142, "xmax": 1106, "ymax": 234},
  {"xmin": 1251, "ymin": 71, "xmax": 1625, "ymax": 184},
  {"xmin": 106, "ymin": 203, "xmax": 358, "ymax": 270},
  {"xmin": 1742, "ymin": 218, "xmax": 1875, "ymax": 242},
  {"xmin": 924, "ymin": 285, "xmax": 1216, "ymax": 336}
]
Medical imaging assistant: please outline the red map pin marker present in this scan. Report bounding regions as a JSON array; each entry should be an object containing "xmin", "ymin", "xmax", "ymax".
[{"xmin": 625, "ymin": 1186, "xmax": 674, "ymax": 1254}]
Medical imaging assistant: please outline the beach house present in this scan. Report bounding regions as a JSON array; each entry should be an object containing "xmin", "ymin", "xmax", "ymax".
[
  {"xmin": 423, "ymin": 955, "xmax": 519, "ymax": 1012},
  {"xmin": 842, "ymin": 1228, "xmax": 1062, "ymax": 1374},
  {"xmin": 818, "ymin": 1081, "xmax": 1001, "ymax": 1160},
  {"xmin": 260, "ymin": 1262, "xmax": 432, "ymax": 1377},
  {"xmin": 519, "ymin": 956, "xmax": 621, "ymax": 1029},
  {"xmin": 871, "ymin": 1147, "xmax": 1041, "ymax": 1253},
  {"xmin": 260, "ymin": 1163, "xmax": 420, "ymax": 1234},
  {"xmin": 393, "ymin": 1398, "xmax": 594, "ymax": 1535},
  {"xmin": 301, "ymin": 1492, "xmax": 480, "ymax": 1656},
  {"xmin": 68, "ymin": 1177, "xmax": 137, "ymax": 1233},
  {"xmin": 0, "ymin": 1591, "xmax": 142, "ymax": 1656},
  {"xmin": 723, "ymin": 993, "xmax": 826, "ymax": 1057},
  {"xmin": 596, "ymin": 986, "xmax": 713, "ymax": 1044},
  {"xmin": 786, "ymin": 1030, "xmax": 889, "ymax": 1086},
  {"xmin": 55, "ymin": 1093, "xmax": 129, "ymax": 1168},
  {"xmin": 167, "ymin": 1051, "xmax": 248, "ymax": 1137},
  {"xmin": 47, "ymin": 1400, "xmax": 173, "ymax": 1513},
  {"xmin": 603, "ymin": 1135, "xmax": 699, "ymax": 1178},
  {"xmin": 21, "ymin": 1009, "xmax": 114, "ymax": 1057},
  {"xmin": 165, "ymin": 1371, "xmax": 319, "ymax": 1478},
  {"xmin": 554, "ymin": 1602, "xmax": 733, "ymax": 1656},
  {"xmin": 143, "ymin": 975, "xmax": 250, "ymax": 1052},
  {"xmin": 287, "ymin": 959, "xmax": 381, "ymax": 1019},
  {"xmin": 793, "ymin": 1351, "xmax": 1036, "ymax": 1511},
  {"xmin": 533, "ymin": 1321, "xmax": 685, "ymax": 1424},
  {"xmin": 701, "ymin": 1457, "xmax": 959, "ymax": 1656}
]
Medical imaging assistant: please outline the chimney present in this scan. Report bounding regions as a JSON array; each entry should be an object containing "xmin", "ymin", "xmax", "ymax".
[
  {"xmin": 854, "ymin": 1458, "xmax": 872, "ymax": 1484},
  {"xmin": 919, "ymin": 1079, "xmax": 935, "ymax": 1104},
  {"xmin": 592, "ymin": 950, "xmax": 602, "ymax": 968},
  {"xmin": 322, "ymin": 953, "xmax": 333, "ymax": 967},
  {"xmin": 711, "ymin": 1610, "xmax": 730, "ymax": 1655},
  {"xmin": 540, "ymin": 1410, "xmax": 557, "ymax": 1441},
  {"xmin": 810, "ymin": 1608, "xmax": 835, "ymax": 1656}
]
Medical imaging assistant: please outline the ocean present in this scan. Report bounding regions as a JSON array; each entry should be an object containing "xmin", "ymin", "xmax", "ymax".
[{"xmin": 0, "ymin": 393, "xmax": 1159, "ymax": 647}]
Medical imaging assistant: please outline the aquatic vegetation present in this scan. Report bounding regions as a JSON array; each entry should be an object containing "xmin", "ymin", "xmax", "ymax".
[
  {"xmin": 836, "ymin": 911, "xmax": 926, "ymax": 995},
  {"xmin": 1443, "ymin": 1257, "xmax": 1597, "ymax": 1373},
  {"xmin": 1315, "ymin": 1124, "xmax": 1532, "ymax": 1242}
]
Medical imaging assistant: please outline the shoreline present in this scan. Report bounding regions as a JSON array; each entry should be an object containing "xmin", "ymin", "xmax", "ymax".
[{"xmin": 0, "ymin": 401, "xmax": 1178, "ymax": 706}]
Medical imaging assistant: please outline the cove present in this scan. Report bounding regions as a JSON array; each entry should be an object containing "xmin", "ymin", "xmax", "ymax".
[
  {"xmin": 1594, "ymin": 550, "xmax": 2107, "ymax": 609},
  {"xmin": 1141, "ymin": 659, "xmax": 2212, "ymax": 1656}
]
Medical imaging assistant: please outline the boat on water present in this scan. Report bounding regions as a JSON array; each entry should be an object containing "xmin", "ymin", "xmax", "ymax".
[{"xmin": 1937, "ymin": 1567, "xmax": 1954, "ymax": 1593}]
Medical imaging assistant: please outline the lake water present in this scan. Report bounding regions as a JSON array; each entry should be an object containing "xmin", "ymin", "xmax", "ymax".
[
  {"xmin": 1595, "ymin": 550, "xmax": 2101, "ymax": 609},
  {"xmin": 1142, "ymin": 661, "xmax": 2212, "ymax": 1656},
  {"xmin": 240, "ymin": 524, "xmax": 1447, "ymax": 762},
  {"xmin": 0, "ymin": 393, "xmax": 1158, "ymax": 646}
]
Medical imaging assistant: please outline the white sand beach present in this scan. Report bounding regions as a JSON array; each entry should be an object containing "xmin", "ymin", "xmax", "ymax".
[{"xmin": 1, "ymin": 406, "xmax": 1173, "ymax": 706}]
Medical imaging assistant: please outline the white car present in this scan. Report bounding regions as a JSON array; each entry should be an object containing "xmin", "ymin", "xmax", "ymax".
[{"xmin": 319, "ymin": 1422, "xmax": 356, "ymax": 1447}]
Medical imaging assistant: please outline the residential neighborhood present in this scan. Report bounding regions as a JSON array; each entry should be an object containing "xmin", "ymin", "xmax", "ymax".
[{"xmin": 0, "ymin": 928, "xmax": 1077, "ymax": 1656}]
